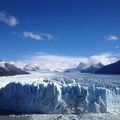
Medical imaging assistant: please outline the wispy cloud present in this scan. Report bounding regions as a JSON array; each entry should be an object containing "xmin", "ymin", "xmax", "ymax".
[
  {"xmin": 104, "ymin": 35, "xmax": 119, "ymax": 41},
  {"xmin": 43, "ymin": 33, "xmax": 54, "ymax": 41},
  {"xmin": 115, "ymin": 46, "xmax": 120, "ymax": 49},
  {"xmin": 0, "ymin": 12, "xmax": 18, "ymax": 26},
  {"xmin": 23, "ymin": 31, "xmax": 42, "ymax": 40},
  {"xmin": 23, "ymin": 31, "xmax": 54, "ymax": 41},
  {"xmin": 20, "ymin": 52, "xmax": 119, "ymax": 71}
]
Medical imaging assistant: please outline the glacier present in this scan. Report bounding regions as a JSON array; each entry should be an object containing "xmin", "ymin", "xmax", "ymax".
[{"xmin": 0, "ymin": 73, "xmax": 120, "ymax": 114}]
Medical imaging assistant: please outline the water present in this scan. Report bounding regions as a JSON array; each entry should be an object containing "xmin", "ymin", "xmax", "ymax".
[{"xmin": 0, "ymin": 113, "xmax": 120, "ymax": 120}]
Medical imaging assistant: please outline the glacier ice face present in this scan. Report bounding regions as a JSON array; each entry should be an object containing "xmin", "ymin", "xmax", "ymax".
[{"xmin": 0, "ymin": 73, "xmax": 120, "ymax": 114}]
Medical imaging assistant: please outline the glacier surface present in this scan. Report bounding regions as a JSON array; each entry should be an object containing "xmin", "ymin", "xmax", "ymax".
[{"xmin": 0, "ymin": 73, "xmax": 120, "ymax": 114}]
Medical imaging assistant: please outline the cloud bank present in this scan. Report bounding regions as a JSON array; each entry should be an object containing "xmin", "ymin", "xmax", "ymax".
[
  {"xmin": 20, "ymin": 52, "xmax": 119, "ymax": 71},
  {"xmin": 0, "ymin": 12, "xmax": 18, "ymax": 26}
]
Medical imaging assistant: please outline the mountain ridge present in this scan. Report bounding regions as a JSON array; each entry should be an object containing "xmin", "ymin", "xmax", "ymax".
[
  {"xmin": 95, "ymin": 60, "xmax": 120, "ymax": 74},
  {"xmin": 0, "ymin": 61, "xmax": 29, "ymax": 76},
  {"xmin": 64, "ymin": 62, "xmax": 104, "ymax": 73}
]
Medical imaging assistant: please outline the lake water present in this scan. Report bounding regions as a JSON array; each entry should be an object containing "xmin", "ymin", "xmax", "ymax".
[{"xmin": 0, "ymin": 113, "xmax": 120, "ymax": 120}]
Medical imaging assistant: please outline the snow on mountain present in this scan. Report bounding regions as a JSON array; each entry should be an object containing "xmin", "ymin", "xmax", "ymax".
[
  {"xmin": 23, "ymin": 64, "xmax": 53, "ymax": 73},
  {"xmin": 64, "ymin": 62, "xmax": 104, "ymax": 73},
  {"xmin": 0, "ymin": 73, "xmax": 120, "ymax": 114},
  {"xmin": 0, "ymin": 61, "xmax": 29, "ymax": 76},
  {"xmin": 23, "ymin": 64, "xmax": 40, "ymax": 71},
  {"xmin": 64, "ymin": 63, "xmax": 88, "ymax": 73},
  {"xmin": 81, "ymin": 63, "xmax": 104, "ymax": 73}
]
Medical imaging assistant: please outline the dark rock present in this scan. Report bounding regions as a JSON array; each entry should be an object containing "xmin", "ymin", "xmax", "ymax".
[
  {"xmin": 0, "ymin": 62, "xmax": 29, "ymax": 76},
  {"xmin": 95, "ymin": 60, "xmax": 120, "ymax": 74}
]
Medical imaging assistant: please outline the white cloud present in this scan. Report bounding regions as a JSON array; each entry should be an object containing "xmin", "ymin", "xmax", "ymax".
[
  {"xmin": 23, "ymin": 31, "xmax": 42, "ymax": 40},
  {"xmin": 104, "ymin": 35, "xmax": 119, "ymax": 41},
  {"xmin": 23, "ymin": 31, "xmax": 54, "ymax": 41},
  {"xmin": 21, "ymin": 52, "xmax": 119, "ymax": 71},
  {"xmin": 0, "ymin": 12, "xmax": 18, "ymax": 26},
  {"xmin": 89, "ymin": 53, "xmax": 118, "ymax": 65}
]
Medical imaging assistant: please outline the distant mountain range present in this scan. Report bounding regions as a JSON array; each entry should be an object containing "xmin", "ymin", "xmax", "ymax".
[
  {"xmin": 64, "ymin": 63, "xmax": 87, "ymax": 73},
  {"xmin": 23, "ymin": 64, "xmax": 51, "ymax": 72},
  {"xmin": 0, "ymin": 61, "xmax": 29, "ymax": 76},
  {"xmin": 95, "ymin": 60, "xmax": 120, "ymax": 74},
  {"xmin": 23, "ymin": 64, "xmax": 40, "ymax": 71},
  {"xmin": 0, "ymin": 59, "xmax": 120, "ymax": 76},
  {"xmin": 64, "ymin": 62, "xmax": 104, "ymax": 73},
  {"xmin": 81, "ymin": 63, "xmax": 104, "ymax": 73},
  {"xmin": 64, "ymin": 60, "xmax": 120, "ymax": 75}
]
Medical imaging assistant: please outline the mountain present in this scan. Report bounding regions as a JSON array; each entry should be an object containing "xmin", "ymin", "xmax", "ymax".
[
  {"xmin": 0, "ymin": 61, "xmax": 29, "ymax": 76},
  {"xmin": 64, "ymin": 62, "xmax": 104, "ymax": 73},
  {"xmin": 23, "ymin": 64, "xmax": 51, "ymax": 72},
  {"xmin": 95, "ymin": 60, "xmax": 120, "ymax": 74},
  {"xmin": 23, "ymin": 64, "xmax": 40, "ymax": 71},
  {"xmin": 81, "ymin": 63, "xmax": 104, "ymax": 73},
  {"xmin": 64, "ymin": 63, "xmax": 87, "ymax": 73}
]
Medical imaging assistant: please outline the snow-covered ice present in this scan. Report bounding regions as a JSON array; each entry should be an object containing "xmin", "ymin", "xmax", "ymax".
[{"xmin": 0, "ymin": 73, "xmax": 120, "ymax": 114}]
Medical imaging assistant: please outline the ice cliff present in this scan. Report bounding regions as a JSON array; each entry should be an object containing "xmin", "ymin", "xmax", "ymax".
[{"xmin": 0, "ymin": 73, "xmax": 120, "ymax": 114}]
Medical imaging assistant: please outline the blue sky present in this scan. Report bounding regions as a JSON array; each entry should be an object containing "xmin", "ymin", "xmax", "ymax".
[{"xmin": 0, "ymin": 0, "xmax": 120, "ymax": 62}]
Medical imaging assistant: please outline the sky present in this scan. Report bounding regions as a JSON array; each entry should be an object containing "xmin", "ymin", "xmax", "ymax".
[{"xmin": 0, "ymin": 0, "xmax": 120, "ymax": 68}]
